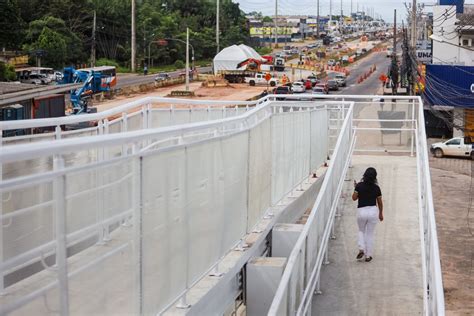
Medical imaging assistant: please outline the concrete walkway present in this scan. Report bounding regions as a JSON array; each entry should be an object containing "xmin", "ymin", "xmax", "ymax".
[{"xmin": 312, "ymin": 155, "xmax": 424, "ymax": 315}]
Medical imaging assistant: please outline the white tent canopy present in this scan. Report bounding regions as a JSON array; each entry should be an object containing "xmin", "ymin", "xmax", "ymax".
[{"xmin": 213, "ymin": 44, "xmax": 265, "ymax": 74}]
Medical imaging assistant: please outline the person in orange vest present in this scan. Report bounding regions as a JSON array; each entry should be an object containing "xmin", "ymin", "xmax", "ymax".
[{"xmin": 282, "ymin": 74, "xmax": 288, "ymax": 85}]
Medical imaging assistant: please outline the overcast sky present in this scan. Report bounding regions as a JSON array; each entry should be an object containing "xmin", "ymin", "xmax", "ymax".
[{"xmin": 233, "ymin": 0, "xmax": 474, "ymax": 23}]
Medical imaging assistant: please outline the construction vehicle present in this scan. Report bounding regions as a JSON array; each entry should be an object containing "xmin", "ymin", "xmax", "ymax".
[{"xmin": 61, "ymin": 66, "xmax": 116, "ymax": 114}]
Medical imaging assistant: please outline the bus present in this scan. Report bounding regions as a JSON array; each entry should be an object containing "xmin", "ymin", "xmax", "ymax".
[{"xmin": 77, "ymin": 66, "xmax": 117, "ymax": 88}]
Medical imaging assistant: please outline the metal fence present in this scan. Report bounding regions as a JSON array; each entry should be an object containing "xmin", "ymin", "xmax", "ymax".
[
  {"xmin": 0, "ymin": 97, "xmax": 261, "ymax": 146},
  {"xmin": 267, "ymin": 95, "xmax": 445, "ymax": 316},
  {"xmin": 0, "ymin": 98, "xmax": 349, "ymax": 315}
]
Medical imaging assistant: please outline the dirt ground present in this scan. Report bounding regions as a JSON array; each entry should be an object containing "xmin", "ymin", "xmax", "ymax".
[
  {"xmin": 428, "ymin": 145, "xmax": 474, "ymax": 314},
  {"xmin": 94, "ymin": 81, "xmax": 269, "ymax": 112}
]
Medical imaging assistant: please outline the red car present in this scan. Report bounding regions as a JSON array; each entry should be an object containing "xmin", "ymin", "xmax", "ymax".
[{"xmin": 301, "ymin": 79, "xmax": 313, "ymax": 90}]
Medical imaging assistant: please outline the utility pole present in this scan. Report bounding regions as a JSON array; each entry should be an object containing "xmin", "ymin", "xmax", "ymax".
[
  {"xmin": 91, "ymin": 10, "xmax": 96, "ymax": 68},
  {"xmin": 330, "ymin": 0, "xmax": 333, "ymax": 21},
  {"xmin": 131, "ymin": 0, "xmax": 136, "ymax": 72},
  {"xmin": 317, "ymin": 0, "xmax": 320, "ymax": 37},
  {"xmin": 391, "ymin": 9, "xmax": 398, "ymax": 95},
  {"xmin": 411, "ymin": 0, "xmax": 417, "ymax": 49},
  {"xmin": 216, "ymin": 0, "xmax": 220, "ymax": 53},
  {"xmin": 341, "ymin": 0, "xmax": 343, "ymax": 23},
  {"xmin": 186, "ymin": 27, "xmax": 190, "ymax": 92},
  {"xmin": 351, "ymin": 0, "xmax": 353, "ymax": 16},
  {"xmin": 393, "ymin": 9, "xmax": 397, "ymax": 54},
  {"xmin": 274, "ymin": 0, "xmax": 278, "ymax": 47}
]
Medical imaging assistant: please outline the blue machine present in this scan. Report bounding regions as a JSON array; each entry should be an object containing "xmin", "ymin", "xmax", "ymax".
[{"xmin": 61, "ymin": 67, "xmax": 112, "ymax": 114}]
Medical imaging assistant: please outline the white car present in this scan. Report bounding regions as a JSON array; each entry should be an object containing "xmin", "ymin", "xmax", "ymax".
[
  {"xmin": 430, "ymin": 137, "xmax": 473, "ymax": 159},
  {"xmin": 291, "ymin": 82, "xmax": 306, "ymax": 93}
]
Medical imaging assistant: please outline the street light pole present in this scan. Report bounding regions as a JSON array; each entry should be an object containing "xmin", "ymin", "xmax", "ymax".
[
  {"xmin": 274, "ymin": 0, "xmax": 278, "ymax": 47},
  {"xmin": 131, "ymin": 0, "xmax": 136, "ymax": 72},
  {"xmin": 186, "ymin": 27, "xmax": 190, "ymax": 91},
  {"xmin": 216, "ymin": 0, "xmax": 220, "ymax": 53}
]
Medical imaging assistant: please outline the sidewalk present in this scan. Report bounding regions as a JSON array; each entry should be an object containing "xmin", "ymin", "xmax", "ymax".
[{"xmin": 311, "ymin": 155, "xmax": 424, "ymax": 315}]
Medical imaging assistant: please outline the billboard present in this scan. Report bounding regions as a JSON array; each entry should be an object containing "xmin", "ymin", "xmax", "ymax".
[
  {"xmin": 416, "ymin": 49, "xmax": 432, "ymax": 63},
  {"xmin": 424, "ymin": 64, "xmax": 474, "ymax": 108}
]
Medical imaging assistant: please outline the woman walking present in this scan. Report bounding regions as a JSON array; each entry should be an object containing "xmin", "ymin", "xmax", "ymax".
[{"xmin": 352, "ymin": 167, "xmax": 384, "ymax": 262}]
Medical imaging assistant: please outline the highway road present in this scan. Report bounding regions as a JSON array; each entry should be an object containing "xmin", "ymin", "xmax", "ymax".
[{"xmin": 116, "ymin": 66, "xmax": 213, "ymax": 89}]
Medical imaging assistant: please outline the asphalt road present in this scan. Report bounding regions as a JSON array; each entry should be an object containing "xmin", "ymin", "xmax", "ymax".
[
  {"xmin": 116, "ymin": 66, "xmax": 213, "ymax": 89},
  {"xmin": 335, "ymin": 50, "xmax": 391, "ymax": 96}
]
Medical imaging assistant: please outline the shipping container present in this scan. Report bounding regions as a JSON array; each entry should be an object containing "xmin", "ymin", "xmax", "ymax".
[
  {"xmin": 32, "ymin": 94, "xmax": 65, "ymax": 133},
  {"xmin": 1, "ymin": 105, "xmax": 26, "ymax": 137}
]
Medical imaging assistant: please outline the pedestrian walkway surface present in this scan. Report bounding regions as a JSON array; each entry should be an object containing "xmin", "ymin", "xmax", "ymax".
[{"xmin": 312, "ymin": 155, "xmax": 424, "ymax": 315}]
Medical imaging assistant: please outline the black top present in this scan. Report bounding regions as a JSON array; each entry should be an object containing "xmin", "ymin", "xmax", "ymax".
[{"xmin": 355, "ymin": 182, "xmax": 382, "ymax": 208}]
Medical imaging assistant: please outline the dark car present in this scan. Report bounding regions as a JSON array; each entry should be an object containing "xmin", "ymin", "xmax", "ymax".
[
  {"xmin": 307, "ymin": 75, "xmax": 319, "ymax": 87},
  {"xmin": 327, "ymin": 79, "xmax": 339, "ymax": 91},
  {"xmin": 273, "ymin": 86, "xmax": 293, "ymax": 94},
  {"xmin": 155, "ymin": 73, "xmax": 171, "ymax": 82}
]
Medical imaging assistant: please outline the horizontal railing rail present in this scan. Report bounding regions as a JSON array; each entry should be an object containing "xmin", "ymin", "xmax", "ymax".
[{"xmin": 0, "ymin": 97, "xmax": 351, "ymax": 316}]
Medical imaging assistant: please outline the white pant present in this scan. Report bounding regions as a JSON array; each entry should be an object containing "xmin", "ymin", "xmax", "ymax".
[{"xmin": 357, "ymin": 206, "xmax": 379, "ymax": 257}]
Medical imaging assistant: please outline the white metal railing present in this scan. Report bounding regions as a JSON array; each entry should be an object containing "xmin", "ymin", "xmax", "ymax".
[
  {"xmin": 0, "ymin": 97, "xmax": 349, "ymax": 315},
  {"xmin": 268, "ymin": 100, "xmax": 355, "ymax": 315},
  {"xmin": 267, "ymin": 95, "xmax": 445, "ymax": 316},
  {"xmin": 415, "ymin": 96, "xmax": 445, "ymax": 315},
  {"xmin": 0, "ymin": 97, "xmax": 262, "ymax": 145},
  {"xmin": 0, "ymin": 95, "xmax": 445, "ymax": 316}
]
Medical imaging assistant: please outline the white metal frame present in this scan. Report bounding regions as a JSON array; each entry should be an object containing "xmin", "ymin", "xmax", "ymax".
[
  {"xmin": 0, "ymin": 94, "xmax": 445, "ymax": 316},
  {"xmin": 0, "ymin": 97, "xmax": 348, "ymax": 315}
]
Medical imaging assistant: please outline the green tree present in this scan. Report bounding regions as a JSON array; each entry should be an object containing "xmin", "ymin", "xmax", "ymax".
[
  {"xmin": 24, "ymin": 16, "xmax": 84, "ymax": 66},
  {"xmin": 0, "ymin": 0, "xmax": 24, "ymax": 49},
  {"xmin": 36, "ymin": 27, "xmax": 67, "ymax": 69},
  {"xmin": 0, "ymin": 62, "xmax": 17, "ymax": 81},
  {"xmin": 262, "ymin": 16, "xmax": 273, "ymax": 23}
]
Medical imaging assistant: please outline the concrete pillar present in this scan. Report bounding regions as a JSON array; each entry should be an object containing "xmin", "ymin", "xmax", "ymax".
[
  {"xmin": 246, "ymin": 257, "xmax": 287, "ymax": 316},
  {"xmin": 272, "ymin": 224, "xmax": 304, "ymax": 257}
]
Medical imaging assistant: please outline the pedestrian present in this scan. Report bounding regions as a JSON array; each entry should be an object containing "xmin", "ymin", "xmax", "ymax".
[
  {"xmin": 144, "ymin": 64, "xmax": 148, "ymax": 76},
  {"xmin": 352, "ymin": 167, "xmax": 384, "ymax": 262}
]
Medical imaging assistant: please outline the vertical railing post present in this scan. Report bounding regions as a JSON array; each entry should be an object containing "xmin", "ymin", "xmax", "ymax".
[
  {"xmin": 0, "ymin": 127, "xmax": 3, "ymax": 295},
  {"xmin": 55, "ymin": 125, "xmax": 62, "ymax": 140},
  {"xmin": 121, "ymin": 113, "xmax": 128, "ymax": 156},
  {"xmin": 131, "ymin": 144, "xmax": 143, "ymax": 314},
  {"xmin": 53, "ymin": 154, "xmax": 69, "ymax": 315},
  {"xmin": 147, "ymin": 103, "xmax": 152, "ymax": 128},
  {"xmin": 410, "ymin": 99, "xmax": 415, "ymax": 157}
]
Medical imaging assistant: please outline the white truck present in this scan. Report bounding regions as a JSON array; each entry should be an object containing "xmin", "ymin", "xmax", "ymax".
[
  {"xmin": 430, "ymin": 137, "xmax": 473, "ymax": 159},
  {"xmin": 245, "ymin": 73, "xmax": 279, "ymax": 87}
]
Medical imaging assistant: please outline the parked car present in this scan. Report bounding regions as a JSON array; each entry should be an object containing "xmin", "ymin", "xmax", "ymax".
[
  {"xmin": 273, "ymin": 86, "xmax": 293, "ymax": 95},
  {"xmin": 22, "ymin": 74, "xmax": 44, "ymax": 85},
  {"xmin": 312, "ymin": 86, "xmax": 328, "ymax": 95},
  {"xmin": 301, "ymin": 79, "xmax": 313, "ymax": 90},
  {"xmin": 54, "ymin": 71, "xmax": 64, "ymax": 82},
  {"xmin": 327, "ymin": 79, "xmax": 339, "ymax": 91},
  {"xmin": 327, "ymin": 59, "xmax": 336, "ymax": 66},
  {"xmin": 315, "ymin": 83, "xmax": 329, "ymax": 93},
  {"xmin": 334, "ymin": 74, "xmax": 347, "ymax": 87},
  {"xmin": 38, "ymin": 74, "xmax": 52, "ymax": 84},
  {"xmin": 155, "ymin": 73, "xmax": 171, "ymax": 82},
  {"xmin": 291, "ymin": 82, "xmax": 306, "ymax": 93},
  {"xmin": 246, "ymin": 72, "xmax": 279, "ymax": 87},
  {"xmin": 386, "ymin": 47, "xmax": 393, "ymax": 58},
  {"xmin": 430, "ymin": 137, "xmax": 473, "ymax": 159}
]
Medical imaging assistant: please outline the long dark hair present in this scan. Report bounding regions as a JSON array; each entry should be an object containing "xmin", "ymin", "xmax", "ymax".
[{"xmin": 362, "ymin": 167, "xmax": 378, "ymax": 185}]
